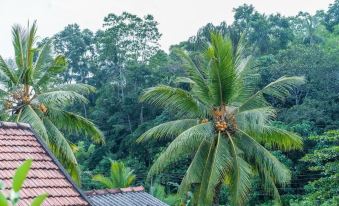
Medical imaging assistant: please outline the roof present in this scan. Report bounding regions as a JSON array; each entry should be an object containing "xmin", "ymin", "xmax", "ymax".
[
  {"xmin": 85, "ymin": 186, "xmax": 169, "ymax": 206},
  {"xmin": 0, "ymin": 121, "xmax": 91, "ymax": 206}
]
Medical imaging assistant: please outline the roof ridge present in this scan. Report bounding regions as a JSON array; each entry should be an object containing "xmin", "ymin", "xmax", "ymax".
[
  {"xmin": 0, "ymin": 121, "xmax": 31, "ymax": 129},
  {"xmin": 85, "ymin": 186, "xmax": 145, "ymax": 196}
]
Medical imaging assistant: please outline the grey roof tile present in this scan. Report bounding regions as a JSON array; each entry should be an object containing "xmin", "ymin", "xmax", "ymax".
[{"xmin": 86, "ymin": 187, "xmax": 169, "ymax": 206}]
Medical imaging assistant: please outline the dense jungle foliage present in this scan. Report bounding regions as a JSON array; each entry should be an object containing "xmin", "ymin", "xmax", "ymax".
[{"xmin": 2, "ymin": 1, "xmax": 338, "ymax": 205}]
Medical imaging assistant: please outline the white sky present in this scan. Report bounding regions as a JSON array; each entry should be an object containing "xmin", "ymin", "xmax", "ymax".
[{"xmin": 0, "ymin": 0, "xmax": 334, "ymax": 58}]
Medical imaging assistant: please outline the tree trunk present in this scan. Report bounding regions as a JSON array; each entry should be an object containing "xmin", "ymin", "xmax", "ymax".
[
  {"xmin": 127, "ymin": 114, "xmax": 132, "ymax": 133},
  {"xmin": 140, "ymin": 104, "xmax": 144, "ymax": 124}
]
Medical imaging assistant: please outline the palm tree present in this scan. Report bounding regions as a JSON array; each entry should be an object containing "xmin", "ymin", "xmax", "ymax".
[
  {"xmin": 137, "ymin": 33, "xmax": 304, "ymax": 205},
  {"xmin": 92, "ymin": 160, "xmax": 136, "ymax": 188},
  {"xmin": 0, "ymin": 22, "xmax": 104, "ymax": 183}
]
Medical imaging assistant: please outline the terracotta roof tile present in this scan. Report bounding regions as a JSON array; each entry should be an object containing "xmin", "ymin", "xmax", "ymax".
[{"xmin": 0, "ymin": 122, "xmax": 91, "ymax": 206}]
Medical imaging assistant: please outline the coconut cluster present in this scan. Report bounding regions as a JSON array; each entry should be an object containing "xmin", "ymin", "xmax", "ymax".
[
  {"xmin": 215, "ymin": 121, "xmax": 227, "ymax": 132},
  {"xmin": 212, "ymin": 106, "xmax": 238, "ymax": 134}
]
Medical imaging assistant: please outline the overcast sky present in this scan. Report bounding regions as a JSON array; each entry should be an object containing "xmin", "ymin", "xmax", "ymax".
[{"xmin": 0, "ymin": 0, "xmax": 334, "ymax": 58}]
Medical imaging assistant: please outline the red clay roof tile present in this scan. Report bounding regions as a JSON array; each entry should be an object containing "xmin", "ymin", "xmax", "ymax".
[{"xmin": 0, "ymin": 122, "xmax": 90, "ymax": 206}]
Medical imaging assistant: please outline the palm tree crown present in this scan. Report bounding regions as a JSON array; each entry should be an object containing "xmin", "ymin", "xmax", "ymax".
[
  {"xmin": 138, "ymin": 33, "xmax": 304, "ymax": 205},
  {"xmin": 92, "ymin": 160, "xmax": 136, "ymax": 189},
  {"xmin": 0, "ymin": 22, "xmax": 104, "ymax": 183}
]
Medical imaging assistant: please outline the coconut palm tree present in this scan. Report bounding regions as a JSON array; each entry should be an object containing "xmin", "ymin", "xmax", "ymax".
[
  {"xmin": 0, "ymin": 22, "xmax": 104, "ymax": 183},
  {"xmin": 92, "ymin": 160, "xmax": 136, "ymax": 188},
  {"xmin": 137, "ymin": 33, "xmax": 304, "ymax": 205}
]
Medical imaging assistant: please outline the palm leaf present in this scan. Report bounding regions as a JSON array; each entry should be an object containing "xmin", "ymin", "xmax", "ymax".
[
  {"xmin": 236, "ymin": 107, "xmax": 276, "ymax": 132},
  {"xmin": 137, "ymin": 119, "xmax": 198, "ymax": 142},
  {"xmin": 141, "ymin": 85, "xmax": 204, "ymax": 117},
  {"xmin": 239, "ymin": 76, "xmax": 305, "ymax": 112},
  {"xmin": 33, "ymin": 40, "xmax": 51, "ymax": 79},
  {"xmin": 206, "ymin": 33, "xmax": 237, "ymax": 105},
  {"xmin": 47, "ymin": 108, "xmax": 104, "ymax": 143},
  {"xmin": 92, "ymin": 174, "xmax": 113, "ymax": 188},
  {"xmin": 179, "ymin": 140, "xmax": 211, "ymax": 194},
  {"xmin": 36, "ymin": 55, "xmax": 67, "ymax": 87},
  {"xmin": 174, "ymin": 49, "xmax": 211, "ymax": 105},
  {"xmin": 147, "ymin": 123, "xmax": 213, "ymax": 179},
  {"xmin": 48, "ymin": 83, "xmax": 96, "ymax": 95},
  {"xmin": 43, "ymin": 118, "xmax": 80, "ymax": 183},
  {"xmin": 20, "ymin": 105, "xmax": 48, "ymax": 142},
  {"xmin": 0, "ymin": 56, "xmax": 18, "ymax": 84},
  {"xmin": 37, "ymin": 90, "xmax": 88, "ymax": 106},
  {"xmin": 236, "ymin": 129, "xmax": 291, "ymax": 186},
  {"xmin": 11, "ymin": 24, "xmax": 26, "ymax": 70},
  {"xmin": 249, "ymin": 126, "xmax": 303, "ymax": 151}
]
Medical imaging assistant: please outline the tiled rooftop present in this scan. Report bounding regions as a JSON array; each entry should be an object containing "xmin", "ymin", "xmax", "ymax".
[
  {"xmin": 0, "ymin": 122, "xmax": 90, "ymax": 206},
  {"xmin": 86, "ymin": 186, "xmax": 169, "ymax": 206}
]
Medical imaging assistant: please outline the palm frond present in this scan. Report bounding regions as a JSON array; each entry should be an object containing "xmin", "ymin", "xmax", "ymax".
[
  {"xmin": 236, "ymin": 107, "xmax": 276, "ymax": 132},
  {"xmin": 48, "ymin": 83, "xmax": 96, "ymax": 95},
  {"xmin": 110, "ymin": 161, "xmax": 136, "ymax": 188},
  {"xmin": 137, "ymin": 119, "xmax": 198, "ymax": 142},
  {"xmin": 20, "ymin": 105, "xmax": 48, "ymax": 142},
  {"xmin": 239, "ymin": 76, "xmax": 305, "ymax": 112},
  {"xmin": 226, "ymin": 132, "xmax": 252, "ymax": 206},
  {"xmin": 179, "ymin": 140, "xmax": 210, "ymax": 194},
  {"xmin": 0, "ymin": 56, "xmax": 18, "ymax": 84},
  {"xmin": 206, "ymin": 33, "xmax": 237, "ymax": 105},
  {"xmin": 26, "ymin": 21, "xmax": 37, "ymax": 74},
  {"xmin": 249, "ymin": 126, "xmax": 303, "ymax": 151},
  {"xmin": 197, "ymin": 135, "xmax": 218, "ymax": 205},
  {"xmin": 37, "ymin": 90, "xmax": 88, "ymax": 106},
  {"xmin": 36, "ymin": 55, "xmax": 67, "ymax": 87},
  {"xmin": 140, "ymin": 85, "xmax": 204, "ymax": 117},
  {"xmin": 236, "ymin": 129, "xmax": 291, "ymax": 186},
  {"xmin": 33, "ymin": 40, "xmax": 51, "ymax": 78},
  {"xmin": 92, "ymin": 174, "xmax": 113, "ymax": 188},
  {"xmin": 147, "ymin": 123, "xmax": 213, "ymax": 179},
  {"xmin": 204, "ymin": 133, "xmax": 234, "ymax": 205},
  {"xmin": 11, "ymin": 24, "xmax": 26, "ymax": 70},
  {"xmin": 43, "ymin": 118, "xmax": 80, "ymax": 184},
  {"xmin": 174, "ymin": 49, "xmax": 211, "ymax": 105},
  {"xmin": 47, "ymin": 108, "xmax": 104, "ymax": 143},
  {"xmin": 260, "ymin": 167, "xmax": 282, "ymax": 205}
]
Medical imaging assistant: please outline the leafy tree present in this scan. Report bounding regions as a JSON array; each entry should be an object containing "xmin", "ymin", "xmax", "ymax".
[
  {"xmin": 0, "ymin": 22, "xmax": 104, "ymax": 183},
  {"xmin": 324, "ymin": 0, "xmax": 339, "ymax": 32},
  {"xmin": 92, "ymin": 160, "xmax": 136, "ymax": 188},
  {"xmin": 137, "ymin": 33, "xmax": 304, "ymax": 205},
  {"xmin": 291, "ymin": 131, "xmax": 339, "ymax": 206},
  {"xmin": 53, "ymin": 24, "xmax": 95, "ymax": 83}
]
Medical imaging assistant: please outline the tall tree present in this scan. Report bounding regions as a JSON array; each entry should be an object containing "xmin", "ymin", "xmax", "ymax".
[
  {"xmin": 0, "ymin": 22, "xmax": 104, "ymax": 183},
  {"xmin": 324, "ymin": 0, "xmax": 339, "ymax": 32},
  {"xmin": 137, "ymin": 33, "xmax": 304, "ymax": 205},
  {"xmin": 53, "ymin": 24, "xmax": 95, "ymax": 83}
]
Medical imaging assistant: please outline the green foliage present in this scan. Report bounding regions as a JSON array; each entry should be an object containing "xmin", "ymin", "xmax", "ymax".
[
  {"xmin": 150, "ymin": 183, "xmax": 182, "ymax": 206},
  {"xmin": 138, "ymin": 34, "xmax": 304, "ymax": 205},
  {"xmin": 92, "ymin": 160, "xmax": 136, "ymax": 189},
  {"xmin": 40, "ymin": 1, "xmax": 339, "ymax": 205},
  {"xmin": 0, "ymin": 159, "xmax": 48, "ymax": 206},
  {"xmin": 290, "ymin": 131, "xmax": 339, "ymax": 205},
  {"xmin": 12, "ymin": 159, "xmax": 32, "ymax": 192},
  {"xmin": 0, "ymin": 22, "xmax": 104, "ymax": 184}
]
